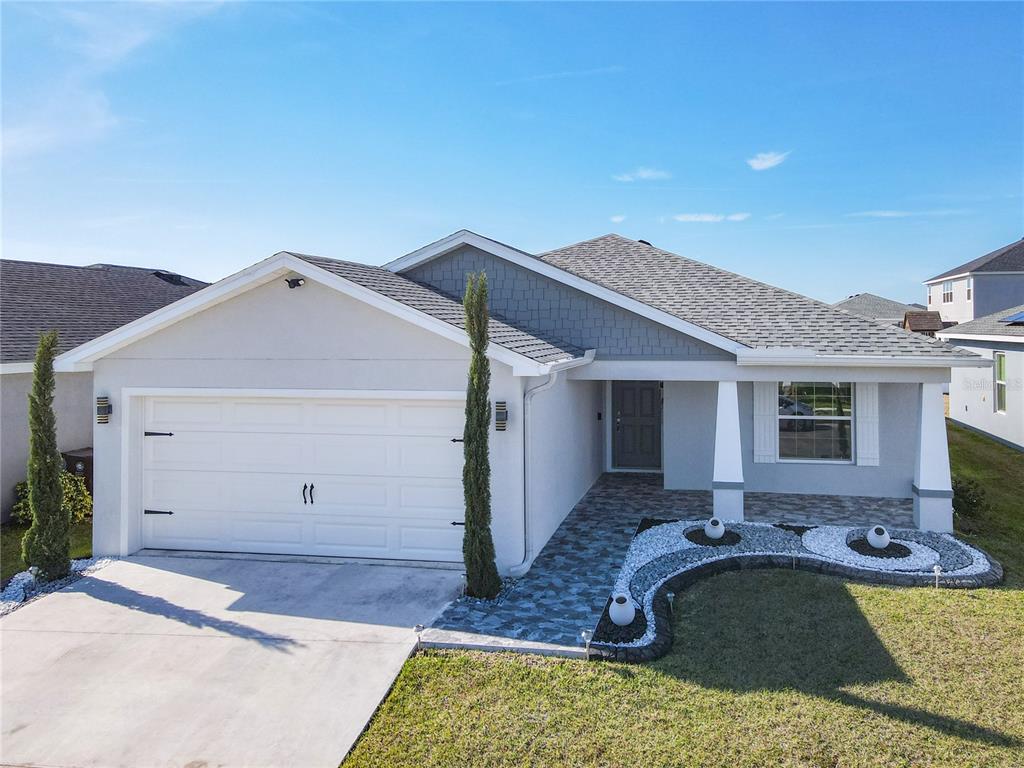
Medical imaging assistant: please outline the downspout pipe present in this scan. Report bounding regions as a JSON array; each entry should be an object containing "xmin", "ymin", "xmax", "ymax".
[{"xmin": 508, "ymin": 350, "xmax": 595, "ymax": 577}]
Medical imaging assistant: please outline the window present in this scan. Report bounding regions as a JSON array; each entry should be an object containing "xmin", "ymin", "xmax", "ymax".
[
  {"xmin": 967, "ymin": 276, "xmax": 973, "ymax": 301},
  {"xmin": 942, "ymin": 280, "xmax": 954, "ymax": 303},
  {"xmin": 995, "ymin": 352, "xmax": 1007, "ymax": 413},
  {"xmin": 928, "ymin": 292, "xmax": 932, "ymax": 305},
  {"xmin": 778, "ymin": 382, "xmax": 854, "ymax": 462}
]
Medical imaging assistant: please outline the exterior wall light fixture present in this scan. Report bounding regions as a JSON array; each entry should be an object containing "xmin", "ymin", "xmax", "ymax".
[
  {"xmin": 494, "ymin": 401, "xmax": 508, "ymax": 431},
  {"xmin": 96, "ymin": 396, "xmax": 112, "ymax": 424}
]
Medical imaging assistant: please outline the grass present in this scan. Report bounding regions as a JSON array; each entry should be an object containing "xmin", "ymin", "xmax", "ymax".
[
  {"xmin": 345, "ymin": 423, "xmax": 1024, "ymax": 768},
  {"xmin": 1, "ymin": 518, "xmax": 93, "ymax": 586}
]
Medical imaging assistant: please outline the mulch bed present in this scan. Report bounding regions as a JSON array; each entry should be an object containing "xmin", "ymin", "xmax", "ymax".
[
  {"xmin": 773, "ymin": 523, "xmax": 817, "ymax": 537},
  {"xmin": 594, "ymin": 595, "xmax": 648, "ymax": 644}
]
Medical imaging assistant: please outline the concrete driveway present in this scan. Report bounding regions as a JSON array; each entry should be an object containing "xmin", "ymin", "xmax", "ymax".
[{"xmin": 0, "ymin": 555, "xmax": 463, "ymax": 768}]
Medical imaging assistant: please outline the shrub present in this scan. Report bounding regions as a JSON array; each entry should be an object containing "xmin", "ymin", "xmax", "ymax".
[
  {"xmin": 952, "ymin": 475, "xmax": 988, "ymax": 533},
  {"xmin": 10, "ymin": 472, "xmax": 92, "ymax": 526},
  {"xmin": 461, "ymin": 272, "xmax": 501, "ymax": 599},
  {"xmin": 21, "ymin": 331, "xmax": 70, "ymax": 581}
]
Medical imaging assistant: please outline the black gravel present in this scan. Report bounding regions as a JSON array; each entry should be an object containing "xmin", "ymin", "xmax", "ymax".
[
  {"xmin": 685, "ymin": 528, "xmax": 742, "ymax": 547},
  {"xmin": 593, "ymin": 595, "xmax": 648, "ymax": 644},
  {"xmin": 773, "ymin": 523, "xmax": 817, "ymax": 537},
  {"xmin": 848, "ymin": 538, "xmax": 913, "ymax": 559}
]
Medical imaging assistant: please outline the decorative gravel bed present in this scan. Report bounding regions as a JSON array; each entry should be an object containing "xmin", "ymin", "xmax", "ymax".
[
  {"xmin": 0, "ymin": 557, "xmax": 117, "ymax": 617},
  {"xmin": 591, "ymin": 519, "xmax": 1002, "ymax": 662}
]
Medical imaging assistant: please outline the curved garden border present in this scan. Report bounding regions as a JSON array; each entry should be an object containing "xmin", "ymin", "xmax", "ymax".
[{"xmin": 589, "ymin": 521, "xmax": 1003, "ymax": 663}]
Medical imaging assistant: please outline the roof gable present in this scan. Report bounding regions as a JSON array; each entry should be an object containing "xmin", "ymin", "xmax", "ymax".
[
  {"xmin": 926, "ymin": 238, "xmax": 1024, "ymax": 282},
  {"xmin": 832, "ymin": 293, "xmax": 923, "ymax": 320},
  {"xmin": 54, "ymin": 251, "xmax": 585, "ymax": 375}
]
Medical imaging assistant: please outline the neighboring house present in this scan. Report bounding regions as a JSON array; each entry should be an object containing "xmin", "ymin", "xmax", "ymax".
[
  {"xmin": 0, "ymin": 260, "xmax": 206, "ymax": 518},
  {"xmin": 902, "ymin": 311, "xmax": 947, "ymax": 337},
  {"xmin": 937, "ymin": 304, "xmax": 1024, "ymax": 451},
  {"xmin": 832, "ymin": 293, "xmax": 925, "ymax": 326},
  {"xmin": 924, "ymin": 238, "xmax": 1024, "ymax": 324},
  {"xmin": 54, "ymin": 232, "xmax": 986, "ymax": 575}
]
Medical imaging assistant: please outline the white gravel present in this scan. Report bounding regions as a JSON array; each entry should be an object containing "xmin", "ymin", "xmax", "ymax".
[
  {"xmin": 801, "ymin": 527, "xmax": 940, "ymax": 572},
  {"xmin": 0, "ymin": 557, "xmax": 116, "ymax": 617}
]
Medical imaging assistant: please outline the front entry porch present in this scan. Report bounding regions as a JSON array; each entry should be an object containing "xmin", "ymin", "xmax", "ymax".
[{"xmin": 432, "ymin": 474, "xmax": 914, "ymax": 647}]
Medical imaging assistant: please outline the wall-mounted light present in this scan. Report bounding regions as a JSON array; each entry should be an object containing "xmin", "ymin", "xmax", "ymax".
[
  {"xmin": 286, "ymin": 277, "xmax": 305, "ymax": 289},
  {"xmin": 494, "ymin": 401, "xmax": 508, "ymax": 431},
  {"xmin": 96, "ymin": 396, "xmax": 112, "ymax": 424}
]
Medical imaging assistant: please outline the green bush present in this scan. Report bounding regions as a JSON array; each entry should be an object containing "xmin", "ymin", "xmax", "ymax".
[
  {"xmin": 22, "ymin": 330, "xmax": 70, "ymax": 581},
  {"xmin": 952, "ymin": 475, "xmax": 988, "ymax": 533},
  {"xmin": 10, "ymin": 471, "xmax": 92, "ymax": 526}
]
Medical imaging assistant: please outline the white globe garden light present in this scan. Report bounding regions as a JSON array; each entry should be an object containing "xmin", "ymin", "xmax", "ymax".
[
  {"xmin": 704, "ymin": 518, "xmax": 725, "ymax": 540},
  {"xmin": 609, "ymin": 592, "xmax": 637, "ymax": 626},
  {"xmin": 867, "ymin": 525, "xmax": 891, "ymax": 550}
]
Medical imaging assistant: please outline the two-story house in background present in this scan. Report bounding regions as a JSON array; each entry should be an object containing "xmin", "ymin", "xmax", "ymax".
[{"xmin": 924, "ymin": 238, "xmax": 1024, "ymax": 324}]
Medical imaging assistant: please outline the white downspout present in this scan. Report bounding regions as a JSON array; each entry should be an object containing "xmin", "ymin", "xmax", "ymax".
[{"xmin": 508, "ymin": 350, "xmax": 595, "ymax": 577}]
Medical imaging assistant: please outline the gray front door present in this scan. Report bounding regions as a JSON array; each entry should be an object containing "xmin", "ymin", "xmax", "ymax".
[{"xmin": 612, "ymin": 380, "xmax": 662, "ymax": 469}]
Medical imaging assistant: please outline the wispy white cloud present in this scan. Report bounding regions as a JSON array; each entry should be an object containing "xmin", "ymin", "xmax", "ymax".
[
  {"xmin": 746, "ymin": 151, "xmax": 790, "ymax": 171},
  {"xmin": 2, "ymin": 3, "xmax": 222, "ymax": 160},
  {"xmin": 764, "ymin": 212, "xmax": 786, "ymax": 221},
  {"xmin": 609, "ymin": 214, "xmax": 627, "ymax": 223},
  {"xmin": 846, "ymin": 209, "xmax": 970, "ymax": 218},
  {"xmin": 673, "ymin": 212, "xmax": 751, "ymax": 223},
  {"xmin": 613, "ymin": 166, "xmax": 671, "ymax": 182},
  {"xmin": 495, "ymin": 65, "xmax": 624, "ymax": 86}
]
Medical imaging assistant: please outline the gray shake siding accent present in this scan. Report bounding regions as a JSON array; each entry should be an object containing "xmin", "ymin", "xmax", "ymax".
[{"xmin": 406, "ymin": 246, "xmax": 731, "ymax": 359}]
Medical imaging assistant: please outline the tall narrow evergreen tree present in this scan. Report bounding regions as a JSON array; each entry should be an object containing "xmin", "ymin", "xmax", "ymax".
[
  {"xmin": 22, "ymin": 331, "xmax": 69, "ymax": 581},
  {"xmin": 461, "ymin": 273, "xmax": 501, "ymax": 599}
]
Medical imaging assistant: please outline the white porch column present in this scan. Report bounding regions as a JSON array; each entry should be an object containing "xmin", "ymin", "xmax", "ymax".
[
  {"xmin": 713, "ymin": 380, "xmax": 744, "ymax": 521},
  {"xmin": 913, "ymin": 382, "xmax": 954, "ymax": 532}
]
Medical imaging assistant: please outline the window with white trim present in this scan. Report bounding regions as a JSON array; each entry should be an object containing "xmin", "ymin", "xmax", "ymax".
[
  {"xmin": 942, "ymin": 280, "xmax": 954, "ymax": 303},
  {"xmin": 778, "ymin": 382, "xmax": 854, "ymax": 462},
  {"xmin": 966, "ymin": 276, "xmax": 973, "ymax": 301},
  {"xmin": 994, "ymin": 352, "xmax": 1007, "ymax": 413}
]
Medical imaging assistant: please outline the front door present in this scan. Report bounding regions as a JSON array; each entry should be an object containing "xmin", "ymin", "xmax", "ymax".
[{"xmin": 612, "ymin": 381, "xmax": 662, "ymax": 470}]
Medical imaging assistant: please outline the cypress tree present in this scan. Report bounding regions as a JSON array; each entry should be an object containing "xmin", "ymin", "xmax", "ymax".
[
  {"xmin": 22, "ymin": 330, "xmax": 69, "ymax": 581},
  {"xmin": 461, "ymin": 273, "xmax": 501, "ymax": 599}
]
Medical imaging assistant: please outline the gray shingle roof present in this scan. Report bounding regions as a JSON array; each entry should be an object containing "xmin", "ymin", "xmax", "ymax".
[
  {"xmin": 289, "ymin": 253, "xmax": 584, "ymax": 365},
  {"xmin": 539, "ymin": 234, "xmax": 971, "ymax": 358},
  {"xmin": 1, "ymin": 260, "xmax": 207, "ymax": 363},
  {"xmin": 927, "ymin": 238, "xmax": 1024, "ymax": 282},
  {"xmin": 832, "ymin": 293, "xmax": 925, "ymax": 322},
  {"xmin": 939, "ymin": 303, "xmax": 1024, "ymax": 339}
]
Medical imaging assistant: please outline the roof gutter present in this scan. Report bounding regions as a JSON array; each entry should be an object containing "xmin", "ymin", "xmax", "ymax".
[
  {"xmin": 508, "ymin": 349, "xmax": 595, "ymax": 578},
  {"xmin": 735, "ymin": 348, "xmax": 989, "ymax": 368}
]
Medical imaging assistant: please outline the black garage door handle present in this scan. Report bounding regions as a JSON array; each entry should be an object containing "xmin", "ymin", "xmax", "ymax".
[
  {"xmin": 302, "ymin": 483, "xmax": 308, "ymax": 504},
  {"xmin": 309, "ymin": 484, "xmax": 314, "ymax": 504}
]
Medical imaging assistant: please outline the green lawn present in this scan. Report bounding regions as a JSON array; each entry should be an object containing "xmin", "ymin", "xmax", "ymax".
[
  {"xmin": 345, "ymin": 423, "xmax": 1024, "ymax": 768},
  {"xmin": 1, "ymin": 519, "xmax": 93, "ymax": 586}
]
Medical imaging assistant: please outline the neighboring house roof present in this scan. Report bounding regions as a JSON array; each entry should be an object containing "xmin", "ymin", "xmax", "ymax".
[
  {"xmin": 831, "ymin": 293, "xmax": 924, "ymax": 321},
  {"xmin": 288, "ymin": 253, "xmax": 585, "ymax": 364},
  {"xmin": 0, "ymin": 259, "xmax": 207, "ymax": 364},
  {"xmin": 538, "ymin": 234, "xmax": 969, "ymax": 359},
  {"xmin": 937, "ymin": 303, "xmax": 1024, "ymax": 340},
  {"xmin": 903, "ymin": 311, "xmax": 945, "ymax": 334},
  {"xmin": 926, "ymin": 238, "xmax": 1024, "ymax": 282}
]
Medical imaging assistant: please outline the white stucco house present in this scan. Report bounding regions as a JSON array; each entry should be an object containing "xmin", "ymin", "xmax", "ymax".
[
  {"xmin": 0, "ymin": 260, "xmax": 205, "ymax": 519},
  {"xmin": 924, "ymin": 238, "xmax": 1024, "ymax": 324},
  {"xmin": 938, "ymin": 304, "xmax": 1024, "ymax": 451},
  {"xmin": 55, "ymin": 232, "xmax": 987, "ymax": 575}
]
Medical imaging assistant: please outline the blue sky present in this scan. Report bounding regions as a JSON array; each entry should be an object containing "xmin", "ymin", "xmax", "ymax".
[{"xmin": 2, "ymin": 2, "xmax": 1021, "ymax": 304}]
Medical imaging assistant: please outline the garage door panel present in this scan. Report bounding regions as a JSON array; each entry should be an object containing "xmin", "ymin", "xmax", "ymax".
[{"xmin": 142, "ymin": 394, "xmax": 467, "ymax": 561}]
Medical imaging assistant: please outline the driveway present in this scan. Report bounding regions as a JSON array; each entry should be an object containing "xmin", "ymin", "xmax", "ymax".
[{"xmin": 0, "ymin": 555, "xmax": 463, "ymax": 768}]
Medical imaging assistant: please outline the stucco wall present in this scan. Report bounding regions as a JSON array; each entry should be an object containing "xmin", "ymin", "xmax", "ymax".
[
  {"xmin": 947, "ymin": 340, "xmax": 1024, "ymax": 450},
  {"xmin": 974, "ymin": 274, "xmax": 1024, "ymax": 320},
  {"xmin": 663, "ymin": 380, "xmax": 920, "ymax": 497},
  {"xmin": 525, "ymin": 376, "xmax": 604, "ymax": 558},
  {"xmin": 406, "ymin": 246, "xmax": 731, "ymax": 360},
  {"xmin": 1, "ymin": 371, "xmax": 94, "ymax": 520},
  {"xmin": 91, "ymin": 278, "xmax": 530, "ymax": 572}
]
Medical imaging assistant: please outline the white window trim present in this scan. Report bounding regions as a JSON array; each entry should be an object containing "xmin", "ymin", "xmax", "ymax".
[
  {"xmin": 776, "ymin": 383, "xmax": 856, "ymax": 465},
  {"xmin": 942, "ymin": 280, "xmax": 954, "ymax": 304},
  {"xmin": 966, "ymin": 276, "xmax": 973, "ymax": 301},
  {"xmin": 994, "ymin": 351, "xmax": 1007, "ymax": 415}
]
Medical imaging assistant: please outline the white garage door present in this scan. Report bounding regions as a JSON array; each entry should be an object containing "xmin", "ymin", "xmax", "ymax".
[{"xmin": 142, "ymin": 395, "xmax": 466, "ymax": 561}]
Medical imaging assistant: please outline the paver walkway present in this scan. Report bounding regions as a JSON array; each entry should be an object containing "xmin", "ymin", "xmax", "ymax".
[{"xmin": 433, "ymin": 473, "xmax": 914, "ymax": 645}]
